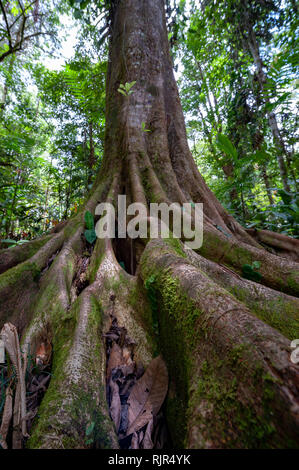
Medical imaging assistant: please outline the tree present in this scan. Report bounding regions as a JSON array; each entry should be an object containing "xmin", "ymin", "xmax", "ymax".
[
  {"xmin": 0, "ymin": 59, "xmax": 56, "ymax": 240},
  {"xmin": 0, "ymin": 0, "xmax": 62, "ymax": 62},
  {"xmin": 205, "ymin": 0, "xmax": 297, "ymax": 193},
  {"xmin": 36, "ymin": 57, "xmax": 106, "ymax": 194},
  {"xmin": 179, "ymin": 0, "xmax": 298, "ymax": 236},
  {"xmin": 0, "ymin": 0, "xmax": 298, "ymax": 449},
  {"xmin": 0, "ymin": 0, "xmax": 77, "ymax": 241}
]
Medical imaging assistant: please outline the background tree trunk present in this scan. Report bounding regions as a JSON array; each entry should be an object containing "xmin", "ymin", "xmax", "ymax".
[
  {"xmin": 245, "ymin": 25, "xmax": 291, "ymax": 192},
  {"xmin": 0, "ymin": 0, "xmax": 298, "ymax": 449}
]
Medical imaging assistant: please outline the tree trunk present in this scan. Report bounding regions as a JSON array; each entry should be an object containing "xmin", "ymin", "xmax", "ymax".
[
  {"xmin": 5, "ymin": 170, "xmax": 20, "ymax": 237},
  {"xmin": 0, "ymin": 0, "xmax": 298, "ymax": 449},
  {"xmin": 260, "ymin": 163, "xmax": 274, "ymax": 206},
  {"xmin": 195, "ymin": 63, "xmax": 239, "ymax": 207},
  {"xmin": 88, "ymin": 122, "xmax": 96, "ymax": 187},
  {"xmin": 245, "ymin": 26, "xmax": 291, "ymax": 192}
]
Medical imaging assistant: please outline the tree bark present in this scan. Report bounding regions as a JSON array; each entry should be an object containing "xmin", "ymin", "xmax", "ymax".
[
  {"xmin": 260, "ymin": 163, "xmax": 274, "ymax": 205},
  {"xmin": 0, "ymin": 0, "xmax": 298, "ymax": 449},
  {"xmin": 245, "ymin": 25, "xmax": 291, "ymax": 192}
]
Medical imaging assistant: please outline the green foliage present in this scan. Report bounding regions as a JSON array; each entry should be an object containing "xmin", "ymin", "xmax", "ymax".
[
  {"xmin": 84, "ymin": 230, "xmax": 97, "ymax": 244},
  {"xmin": 248, "ymin": 189, "xmax": 299, "ymax": 236},
  {"xmin": 216, "ymin": 134, "xmax": 238, "ymax": 160},
  {"xmin": 84, "ymin": 211, "xmax": 94, "ymax": 230},
  {"xmin": 0, "ymin": 0, "xmax": 62, "ymax": 63},
  {"xmin": 179, "ymin": 0, "xmax": 298, "ymax": 236},
  {"xmin": 141, "ymin": 121, "xmax": 151, "ymax": 133},
  {"xmin": 0, "ymin": 0, "xmax": 297, "ymax": 245},
  {"xmin": 85, "ymin": 420, "xmax": 95, "ymax": 445},
  {"xmin": 242, "ymin": 261, "xmax": 262, "ymax": 282},
  {"xmin": 84, "ymin": 211, "xmax": 96, "ymax": 244},
  {"xmin": 117, "ymin": 81, "xmax": 136, "ymax": 96},
  {"xmin": 0, "ymin": 10, "xmax": 107, "ymax": 241}
]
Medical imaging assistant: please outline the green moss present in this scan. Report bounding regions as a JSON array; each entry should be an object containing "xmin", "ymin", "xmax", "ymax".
[
  {"xmin": 141, "ymin": 167, "xmax": 154, "ymax": 202},
  {"xmin": 141, "ymin": 245, "xmax": 298, "ymax": 448},
  {"xmin": 199, "ymin": 230, "xmax": 299, "ymax": 296},
  {"xmin": 229, "ymin": 286, "xmax": 299, "ymax": 339},
  {"xmin": 0, "ymin": 234, "xmax": 52, "ymax": 264},
  {"xmin": 87, "ymin": 294, "xmax": 103, "ymax": 334},
  {"xmin": 26, "ymin": 297, "xmax": 78, "ymax": 448},
  {"xmin": 165, "ymin": 393, "xmax": 187, "ymax": 448},
  {"xmin": 0, "ymin": 260, "xmax": 40, "ymax": 290},
  {"xmin": 63, "ymin": 384, "xmax": 114, "ymax": 449},
  {"xmin": 287, "ymin": 271, "xmax": 299, "ymax": 295},
  {"xmin": 28, "ymin": 383, "xmax": 114, "ymax": 449},
  {"xmin": 198, "ymin": 233, "xmax": 253, "ymax": 272},
  {"xmin": 164, "ymin": 237, "xmax": 187, "ymax": 258},
  {"xmin": 87, "ymin": 240, "xmax": 105, "ymax": 283},
  {"xmin": 141, "ymin": 266, "xmax": 204, "ymax": 446},
  {"xmin": 27, "ymin": 294, "xmax": 114, "ymax": 449},
  {"xmin": 188, "ymin": 347, "xmax": 297, "ymax": 449}
]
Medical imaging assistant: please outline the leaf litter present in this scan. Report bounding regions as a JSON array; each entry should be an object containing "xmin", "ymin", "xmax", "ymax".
[{"xmin": 104, "ymin": 311, "xmax": 169, "ymax": 449}]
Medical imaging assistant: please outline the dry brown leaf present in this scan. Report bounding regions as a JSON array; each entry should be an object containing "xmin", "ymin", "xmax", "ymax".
[
  {"xmin": 0, "ymin": 386, "xmax": 13, "ymax": 449},
  {"xmin": 141, "ymin": 417, "xmax": 154, "ymax": 449},
  {"xmin": 109, "ymin": 379, "xmax": 121, "ymax": 433},
  {"xmin": 126, "ymin": 356, "xmax": 168, "ymax": 436},
  {"xmin": 107, "ymin": 342, "xmax": 134, "ymax": 381},
  {"xmin": 36, "ymin": 340, "xmax": 52, "ymax": 366},
  {"xmin": 122, "ymin": 347, "xmax": 134, "ymax": 366},
  {"xmin": 131, "ymin": 432, "xmax": 139, "ymax": 449},
  {"xmin": 107, "ymin": 343, "xmax": 123, "ymax": 380},
  {"xmin": 138, "ymin": 430, "xmax": 144, "ymax": 444}
]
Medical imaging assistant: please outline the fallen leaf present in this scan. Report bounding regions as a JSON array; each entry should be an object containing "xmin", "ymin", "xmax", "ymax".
[
  {"xmin": 103, "ymin": 332, "xmax": 119, "ymax": 342},
  {"xmin": 126, "ymin": 356, "xmax": 168, "ymax": 436},
  {"xmin": 122, "ymin": 347, "xmax": 134, "ymax": 366},
  {"xmin": 141, "ymin": 417, "xmax": 154, "ymax": 449},
  {"xmin": 107, "ymin": 343, "xmax": 134, "ymax": 381},
  {"xmin": 118, "ymin": 363, "xmax": 136, "ymax": 377},
  {"xmin": 118, "ymin": 403, "xmax": 129, "ymax": 436},
  {"xmin": 36, "ymin": 340, "xmax": 52, "ymax": 366},
  {"xmin": 139, "ymin": 430, "xmax": 144, "ymax": 444},
  {"xmin": 131, "ymin": 432, "xmax": 139, "ymax": 449},
  {"xmin": 109, "ymin": 379, "xmax": 121, "ymax": 433},
  {"xmin": 107, "ymin": 342, "xmax": 123, "ymax": 380}
]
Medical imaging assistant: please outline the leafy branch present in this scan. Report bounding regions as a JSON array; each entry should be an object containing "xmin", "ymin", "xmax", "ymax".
[{"xmin": 117, "ymin": 81, "xmax": 136, "ymax": 97}]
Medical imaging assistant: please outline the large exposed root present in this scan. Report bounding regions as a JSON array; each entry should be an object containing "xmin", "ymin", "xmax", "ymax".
[
  {"xmin": 246, "ymin": 228, "xmax": 299, "ymax": 261},
  {"xmin": 185, "ymin": 245, "xmax": 299, "ymax": 339},
  {"xmin": 0, "ymin": 231, "xmax": 66, "ymax": 332},
  {"xmin": 0, "ymin": 234, "xmax": 54, "ymax": 275},
  {"xmin": 199, "ymin": 224, "xmax": 299, "ymax": 296},
  {"xmin": 0, "ymin": 199, "xmax": 298, "ymax": 448},
  {"xmin": 0, "ymin": 234, "xmax": 153, "ymax": 448},
  {"xmin": 140, "ymin": 239, "xmax": 299, "ymax": 448}
]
